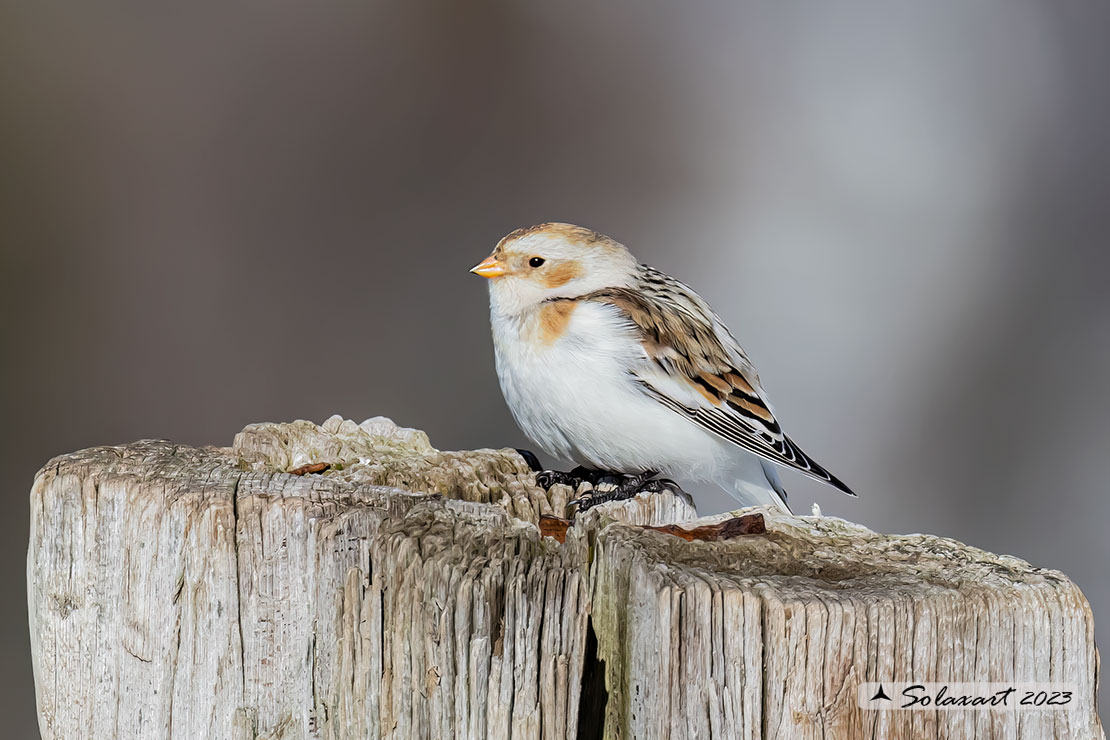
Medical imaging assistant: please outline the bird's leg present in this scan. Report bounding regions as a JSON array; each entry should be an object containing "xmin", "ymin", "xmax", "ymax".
[
  {"xmin": 515, "ymin": 449, "xmax": 544, "ymax": 473},
  {"xmin": 573, "ymin": 470, "xmax": 686, "ymax": 513},
  {"xmin": 516, "ymin": 449, "xmax": 576, "ymax": 488}
]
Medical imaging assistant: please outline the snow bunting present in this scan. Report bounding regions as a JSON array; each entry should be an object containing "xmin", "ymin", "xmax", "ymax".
[{"xmin": 471, "ymin": 222, "xmax": 855, "ymax": 512}]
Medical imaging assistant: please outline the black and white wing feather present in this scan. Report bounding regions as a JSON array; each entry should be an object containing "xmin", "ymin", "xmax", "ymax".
[{"xmin": 580, "ymin": 266, "xmax": 856, "ymax": 496}]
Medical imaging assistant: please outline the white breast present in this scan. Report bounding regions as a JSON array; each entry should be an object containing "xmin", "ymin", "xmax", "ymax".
[{"xmin": 490, "ymin": 301, "xmax": 731, "ymax": 478}]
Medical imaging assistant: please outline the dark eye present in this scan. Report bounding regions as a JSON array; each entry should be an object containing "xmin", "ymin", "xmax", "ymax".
[{"xmin": 529, "ymin": 257, "xmax": 546, "ymax": 268}]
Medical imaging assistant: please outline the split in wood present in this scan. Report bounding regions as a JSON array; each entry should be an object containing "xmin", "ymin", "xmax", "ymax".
[
  {"xmin": 643, "ymin": 512, "xmax": 766, "ymax": 541},
  {"xmin": 538, "ymin": 512, "xmax": 766, "ymax": 544},
  {"xmin": 288, "ymin": 462, "xmax": 331, "ymax": 476}
]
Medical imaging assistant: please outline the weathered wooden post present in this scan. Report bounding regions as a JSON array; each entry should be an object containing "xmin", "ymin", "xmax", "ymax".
[{"xmin": 28, "ymin": 417, "xmax": 1103, "ymax": 739}]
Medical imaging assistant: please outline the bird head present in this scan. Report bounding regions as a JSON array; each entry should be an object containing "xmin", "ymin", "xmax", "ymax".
[{"xmin": 471, "ymin": 223, "xmax": 637, "ymax": 315}]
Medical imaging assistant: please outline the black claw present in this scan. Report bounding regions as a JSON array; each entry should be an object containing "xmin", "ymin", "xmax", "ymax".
[
  {"xmin": 637, "ymin": 478, "xmax": 681, "ymax": 494},
  {"xmin": 515, "ymin": 449, "xmax": 544, "ymax": 473},
  {"xmin": 571, "ymin": 491, "xmax": 617, "ymax": 513},
  {"xmin": 536, "ymin": 469, "xmax": 584, "ymax": 490}
]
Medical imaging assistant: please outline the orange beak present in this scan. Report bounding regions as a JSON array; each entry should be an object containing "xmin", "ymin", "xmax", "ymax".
[{"xmin": 470, "ymin": 254, "xmax": 507, "ymax": 279}]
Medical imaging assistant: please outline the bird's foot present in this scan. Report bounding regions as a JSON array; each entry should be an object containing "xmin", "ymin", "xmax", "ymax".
[
  {"xmin": 572, "ymin": 471, "xmax": 683, "ymax": 513},
  {"xmin": 535, "ymin": 466, "xmax": 615, "ymax": 491},
  {"xmin": 535, "ymin": 469, "xmax": 583, "ymax": 490},
  {"xmin": 519, "ymin": 453, "xmax": 685, "ymax": 514},
  {"xmin": 524, "ymin": 454, "xmax": 617, "ymax": 492}
]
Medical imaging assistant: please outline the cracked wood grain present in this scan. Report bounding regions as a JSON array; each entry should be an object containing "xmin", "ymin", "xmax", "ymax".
[{"xmin": 27, "ymin": 416, "xmax": 1103, "ymax": 739}]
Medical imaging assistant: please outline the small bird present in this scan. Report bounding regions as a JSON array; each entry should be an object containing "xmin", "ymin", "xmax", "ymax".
[{"xmin": 470, "ymin": 223, "xmax": 855, "ymax": 512}]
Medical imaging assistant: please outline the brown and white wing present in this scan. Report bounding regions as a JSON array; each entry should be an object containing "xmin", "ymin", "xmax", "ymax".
[{"xmin": 582, "ymin": 269, "xmax": 856, "ymax": 496}]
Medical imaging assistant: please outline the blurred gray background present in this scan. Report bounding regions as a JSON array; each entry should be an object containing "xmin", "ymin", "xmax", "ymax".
[{"xmin": 2, "ymin": 1, "xmax": 1108, "ymax": 735}]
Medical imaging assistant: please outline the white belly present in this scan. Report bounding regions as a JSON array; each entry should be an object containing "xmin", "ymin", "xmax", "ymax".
[{"xmin": 492, "ymin": 302, "xmax": 731, "ymax": 478}]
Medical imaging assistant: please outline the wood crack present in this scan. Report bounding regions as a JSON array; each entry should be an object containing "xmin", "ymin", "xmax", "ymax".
[{"xmin": 229, "ymin": 472, "xmax": 251, "ymax": 736}]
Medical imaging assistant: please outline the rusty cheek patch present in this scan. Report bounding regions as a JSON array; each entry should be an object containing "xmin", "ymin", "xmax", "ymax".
[
  {"xmin": 538, "ymin": 301, "xmax": 578, "ymax": 344},
  {"xmin": 540, "ymin": 260, "xmax": 583, "ymax": 289}
]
